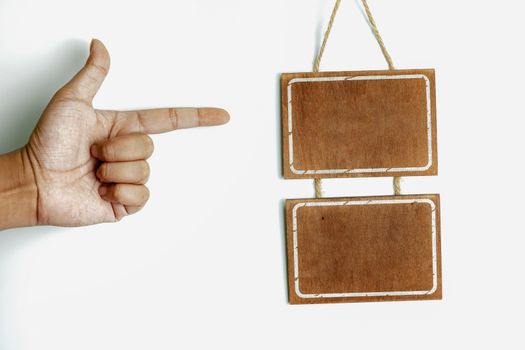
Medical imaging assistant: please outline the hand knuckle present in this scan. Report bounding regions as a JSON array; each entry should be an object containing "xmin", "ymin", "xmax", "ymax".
[
  {"xmin": 141, "ymin": 161, "xmax": 150, "ymax": 182},
  {"xmin": 101, "ymin": 144, "xmax": 112, "ymax": 160},
  {"xmin": 142, "ymin": 187, "xmax": 150, "ymax": 202},
  {"xmin": 142, "ymin": 135, "xmax": 154, "ymax": 157},
  {"xmin": 89, "ymin": 61, "xmax": 109, "ymax": 76},
  {"xmin": 112, "ymin": 184, "xmax": 122, "ymax": 200}
]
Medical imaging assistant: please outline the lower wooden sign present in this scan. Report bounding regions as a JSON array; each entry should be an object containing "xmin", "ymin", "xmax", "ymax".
[{"xmin": 285, "ymin": 194, "xmax": 442, "ymax": 304}]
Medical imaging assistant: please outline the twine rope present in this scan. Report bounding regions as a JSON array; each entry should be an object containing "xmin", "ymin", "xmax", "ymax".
[
  {"xmin": 312, "ymin": 0, "xmax": 401, "ymax": 197},
  {"xmin": 313, "ymin": 0, "xmax": 341, "ymax": 73}
]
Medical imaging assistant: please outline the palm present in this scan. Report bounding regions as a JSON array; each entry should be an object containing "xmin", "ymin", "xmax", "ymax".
[{"xmin": 27, "ymin": 98, "xmax": 115, "ymax": 226}]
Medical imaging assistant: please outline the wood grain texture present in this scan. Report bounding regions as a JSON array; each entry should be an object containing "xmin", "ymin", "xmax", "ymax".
[
  {"xmin": 281, "ymin": 69, "xmax": 438, "ymax": 179},
  {"xmin": 285, "ymin": 194, "xmax": 442, "ymax": 304}
]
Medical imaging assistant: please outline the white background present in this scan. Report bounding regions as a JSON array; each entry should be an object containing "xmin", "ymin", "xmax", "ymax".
[{"xmin": 1, "ymin": 0, "xmax": 524, "ymax": 348}]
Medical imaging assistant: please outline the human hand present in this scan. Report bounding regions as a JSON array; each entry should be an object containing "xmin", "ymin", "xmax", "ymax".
[{"xmin": 0, "ymin": 39, "xmax": 229, "ymax": 228}]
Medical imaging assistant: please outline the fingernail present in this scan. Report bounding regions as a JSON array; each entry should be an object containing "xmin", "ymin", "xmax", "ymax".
[
  {"xmin": 90, "ymin": 144, "xmax": 100, "ymax": 158},
  {"xmin": 200, "ymin": 108, "xmax": 231, "ymax": 126},
  {"xmin": 98, "ymin": 185, "xmax": 107, "ymax": 196},
  {"xmin": 217, "ymin": 108, "xmax": 231, "ymax": 124}
]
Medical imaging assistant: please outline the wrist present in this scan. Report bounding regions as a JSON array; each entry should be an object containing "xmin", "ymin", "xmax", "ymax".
[{"xmin": 0, "ymin": 147, "xmax": 38, "ymax": 230}]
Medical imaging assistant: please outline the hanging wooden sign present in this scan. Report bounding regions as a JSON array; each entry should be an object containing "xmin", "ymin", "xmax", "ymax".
[
  {"xmin": 281, "ymin": 69, "xmax": 438, "ymax": 179},
  {"xmin": 285, "ymin": 194, "xmax": 442, "ymax": 304},
  {"xmin": 280, "ymin": 0, "xmax": 443, "ymax": 304}
]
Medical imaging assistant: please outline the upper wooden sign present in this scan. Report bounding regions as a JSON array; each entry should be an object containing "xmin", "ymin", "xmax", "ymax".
[{"xmin": 281, "ymin": 69, "xmax": 438, "ymax": 179}]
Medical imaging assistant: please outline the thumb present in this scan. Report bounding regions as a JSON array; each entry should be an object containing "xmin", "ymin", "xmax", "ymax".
[{"xmin": 57, "ymin": 39, "xmax": 110, "ymax": 102}]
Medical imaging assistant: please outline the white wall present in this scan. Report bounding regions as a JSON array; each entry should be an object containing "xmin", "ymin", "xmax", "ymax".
[{"xmin": 0, "ymin": 0, "xmax": 524, "ymax": 348}]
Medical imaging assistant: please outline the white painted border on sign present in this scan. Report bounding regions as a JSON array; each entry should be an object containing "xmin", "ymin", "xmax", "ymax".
[
  {"xmin": 292, "ymin": 198, "xmax": 438, "ymax": 299},
  {"xmin": 287, "ymin": 74, "xmax": 433, "ymax": 175}
]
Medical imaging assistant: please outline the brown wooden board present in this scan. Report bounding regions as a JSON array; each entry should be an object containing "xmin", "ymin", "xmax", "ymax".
[
  {"xmin": 285, "ymin": 194, "xmax": 442, "ymax": 304},
  {"xmin": 281, "ymin": 69, "xmax": 438, "ymax": 179}
]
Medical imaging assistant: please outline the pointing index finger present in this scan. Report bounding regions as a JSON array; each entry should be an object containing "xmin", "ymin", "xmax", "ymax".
[{"xmin": 108, "ymin": 107, "xmax": 230, "ymax": 135}]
